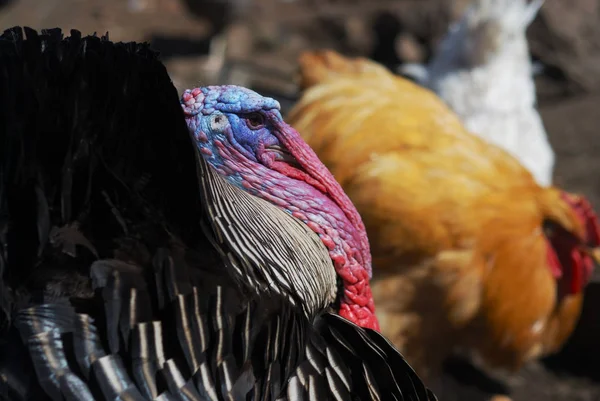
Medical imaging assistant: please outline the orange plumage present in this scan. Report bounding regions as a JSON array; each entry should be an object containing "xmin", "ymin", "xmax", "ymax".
[{"xmin": 287, "ymin": 50, "xmax": 600, "ymax": 380}]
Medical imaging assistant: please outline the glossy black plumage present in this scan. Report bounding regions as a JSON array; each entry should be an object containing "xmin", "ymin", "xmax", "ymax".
[{"xmin": 0, "ymin": 27, "xmax": 436, "ymax": 401}]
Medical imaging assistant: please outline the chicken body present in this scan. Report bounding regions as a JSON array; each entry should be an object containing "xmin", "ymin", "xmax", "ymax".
[
  {"xmin": 403, "ymin": 0, "xmax": 554, "ymax": 187},
  {"xmin": 288, "ymin": 50, "xmax": 599, "ymax": 380}
]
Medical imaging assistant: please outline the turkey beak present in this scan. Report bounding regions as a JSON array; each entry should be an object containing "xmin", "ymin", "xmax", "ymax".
[
  {"xmin": 266, "ymin": 115, "xmax": 305, "ymax": 170},
  {"xmin": 266, "ymin": 145, "xmax": 303, "ymax": 169}
]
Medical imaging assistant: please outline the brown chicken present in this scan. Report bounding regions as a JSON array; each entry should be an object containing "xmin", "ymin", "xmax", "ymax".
[{"xmin": 287, "ymin": 50, "xmax": 600, "ymax": 381}]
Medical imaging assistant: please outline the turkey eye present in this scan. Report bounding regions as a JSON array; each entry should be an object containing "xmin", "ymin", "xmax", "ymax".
[{"xmin": 246, "ymin": 113, "xmax": 265, "ymax": 130}]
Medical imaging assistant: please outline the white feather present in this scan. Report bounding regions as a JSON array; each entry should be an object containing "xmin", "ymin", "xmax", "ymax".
[{"xmin": 420, "ymin": 0, "xmax": 554, "ymax": 186}]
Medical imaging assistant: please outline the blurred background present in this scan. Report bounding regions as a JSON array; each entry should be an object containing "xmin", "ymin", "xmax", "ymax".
[{"xmin": 1, "ymin": 0, "xmax": 599, "ymax": 400}]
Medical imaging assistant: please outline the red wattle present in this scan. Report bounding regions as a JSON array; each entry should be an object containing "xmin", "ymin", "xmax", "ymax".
[
  {"xmin": 340, "ymin": 302, "xmax": 380, "ymax": 331},
  {"xmin": 570, "ymin": 249, "xmax": 583, "ymax": 294},
  {"xmin": 270, "ymin": 161, "xmax": 327, "ymax": 193}
]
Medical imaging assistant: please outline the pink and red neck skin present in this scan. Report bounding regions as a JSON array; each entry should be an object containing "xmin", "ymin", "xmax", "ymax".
[
  {"xmin": 182, "ymin": 86, "xmax": 379, "ymax": 331},
  {"xmin": 547, "ymin": 193, "xmax": 600, "ymax": 297}
]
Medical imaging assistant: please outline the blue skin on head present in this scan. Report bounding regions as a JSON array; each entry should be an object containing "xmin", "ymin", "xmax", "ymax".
[{"xmin": 181, "ymin": 85, "xmax": 298, "ymax": 196}]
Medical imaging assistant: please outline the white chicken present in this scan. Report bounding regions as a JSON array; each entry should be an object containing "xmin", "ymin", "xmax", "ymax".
[{"xmin": 401, "ymin": 0, "xmax": 554, "ymax": 187}]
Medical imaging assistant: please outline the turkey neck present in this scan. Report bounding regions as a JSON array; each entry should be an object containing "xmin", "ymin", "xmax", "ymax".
[{"xmin": 201, "ymin": 136, "xmax": 379, "ymax": 331}]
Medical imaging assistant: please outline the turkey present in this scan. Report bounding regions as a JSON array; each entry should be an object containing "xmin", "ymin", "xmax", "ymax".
[{"xmin": 0, "ymin": 27, "xmax": 436, "ymax": 401}]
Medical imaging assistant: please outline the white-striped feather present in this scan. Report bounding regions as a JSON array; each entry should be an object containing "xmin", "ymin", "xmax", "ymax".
[{"xmin": 195, "ymin": 150, "xmax": 337, "ymax": 319}]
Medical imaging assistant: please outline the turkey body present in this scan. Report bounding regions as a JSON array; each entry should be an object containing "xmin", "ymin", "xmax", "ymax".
[{"xmin": 0, "ymin": 27, "xmax": 435, "ymax": 401}]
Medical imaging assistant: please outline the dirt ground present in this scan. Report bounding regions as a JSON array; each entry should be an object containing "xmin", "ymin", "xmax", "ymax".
[{"xmin": 1, "ymin": 0, "xmax": 599, "ymax": 400}]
